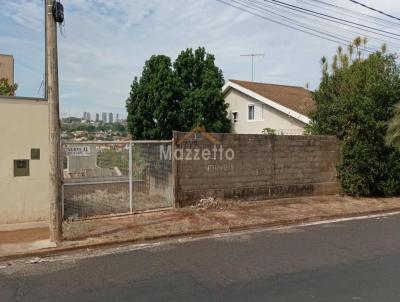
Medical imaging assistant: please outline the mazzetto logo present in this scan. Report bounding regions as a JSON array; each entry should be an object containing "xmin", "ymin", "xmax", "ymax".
[{"xmin": 160, "ymin": 127, "xmax": 235, "ymax": 161}]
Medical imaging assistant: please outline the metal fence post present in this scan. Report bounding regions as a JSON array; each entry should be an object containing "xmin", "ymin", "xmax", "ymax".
[{"xmin": 129, "ymin": 142, "xmax": 133, "ymax": 213}]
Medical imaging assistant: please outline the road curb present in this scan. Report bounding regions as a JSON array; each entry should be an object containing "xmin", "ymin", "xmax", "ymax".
[{"xmin": 2, "ymin": 208, "xmax": 400, "ymax": 262}]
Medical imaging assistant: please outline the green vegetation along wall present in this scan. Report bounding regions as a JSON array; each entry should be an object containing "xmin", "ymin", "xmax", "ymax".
[{"xmin": 309, "ymin": 38, "xmax": 400, "ymax": 196}]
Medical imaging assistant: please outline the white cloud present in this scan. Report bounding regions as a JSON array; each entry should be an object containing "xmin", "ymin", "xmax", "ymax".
[{"xmin": 1, "ymin": 0, "xmax": 400, "ymax": 117}]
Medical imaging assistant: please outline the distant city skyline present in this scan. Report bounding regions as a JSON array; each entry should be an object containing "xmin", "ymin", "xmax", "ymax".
[
  {"xmin": 61, "ymin": 110, "xmax": 127, "ymax": 119},
  {"xmin": 60, "ymin": 110, "xmax": 128, "ymax": 121},
  {"xmin": 79, "ymin": 111, "xmax": 124, "ymax": 123}
]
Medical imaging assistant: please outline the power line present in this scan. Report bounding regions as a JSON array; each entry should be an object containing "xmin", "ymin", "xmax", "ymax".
[
  {"xmin": 241, "ymin": 0, "xmax": 351, "ymax": 41},
  {"xmin": 217, "ymin": 0, "xmax": 400, "ymax": 53},
  {"xmin": 348, "ymin": 0, "xmax": 400, "ymax": 22},
  {"xmin": 307, "ymin": 0, "xmax": 400, "ymax": 27},
  {"xmin": 298, "ymin": 0, "xmax": 400, "ymax": 28},
  {"xmin": 218, "ymin": 0, "xmax": 400, "ymax": 55},
  {"xmin": 237, "ymin": 0, "xmax": 380, "ymax": 50},
  {"xmin": 241, "ymin": 0, "xmax": 394, "ymax": 48},
  {"xmin": 216, "ymin": 0, "xmax": 376, "ymax": 50},
  {"xmin": 262, "ymin": 0, "xmax": 400, "ymax": 38}
]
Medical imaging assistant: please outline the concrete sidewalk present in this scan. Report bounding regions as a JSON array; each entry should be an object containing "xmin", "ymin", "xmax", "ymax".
[
  {"xmin": 2, "ymin": 195, "xmax": 400, "ymax": 259},
  {"xmin": 0, "ymin": 222, "xmax": 56, "ymax": 257}
]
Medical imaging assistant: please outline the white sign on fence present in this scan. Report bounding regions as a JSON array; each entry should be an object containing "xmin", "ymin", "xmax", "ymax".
[{"xmin": 65, "ymin": 145, "xmax": 91, "ymax": 157}]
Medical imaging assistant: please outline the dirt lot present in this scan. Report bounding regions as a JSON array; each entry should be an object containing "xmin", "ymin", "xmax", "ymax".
[
  {"xmin": 64, "ymin": 190, "xmax": 172, "ymax": 219},
  {"xmin": 62, "ymin": 195, "xmax": 400, "ymax": 248}
]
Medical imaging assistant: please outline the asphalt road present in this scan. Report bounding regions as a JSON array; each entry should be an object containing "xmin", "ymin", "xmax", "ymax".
[{"xmin": 1, "ymin": 214, "xmax": 400, "ymax": 301}]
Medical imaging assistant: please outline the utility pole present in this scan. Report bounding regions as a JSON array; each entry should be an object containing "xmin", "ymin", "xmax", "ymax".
[
  {"xmin": 46, "ymin": 0, "xmax": 62, "ymax": 242},
  {"xmin": 240, "ymin": 53, "xmax": 265, "ymax": 81}
]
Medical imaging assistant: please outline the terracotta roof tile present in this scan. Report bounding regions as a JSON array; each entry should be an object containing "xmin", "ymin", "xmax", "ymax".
[{"xmin": 229, "ymin": 79, "xmax": 315, "ymax": 117}]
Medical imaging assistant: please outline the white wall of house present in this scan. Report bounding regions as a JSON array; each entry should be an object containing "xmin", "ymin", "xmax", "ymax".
[
  {"xmin": 224, "ymin": 89, "xmax": 306, "ymax": 134},
  {"xmin": 0, "ymin": 97, "xmax": 50, "ymax": 225}
]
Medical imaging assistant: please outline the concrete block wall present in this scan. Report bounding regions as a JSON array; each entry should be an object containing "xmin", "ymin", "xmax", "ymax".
[{"xmin": 173, "ymin": 132, "xmax": 340, "ymax": 206}]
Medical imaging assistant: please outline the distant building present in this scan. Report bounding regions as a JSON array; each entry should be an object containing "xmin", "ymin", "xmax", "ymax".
[
  {"xmin": 102, "ymin": 112, "xmax": 107, "ymax": 123},
  {"xmin": 109, "ymin": 113, "xmax": 114, "ymax": 124},
  {"xmin": 83, "ymin": 112, "xmax": 91, "ymax": 122},
  {"xmin": 116, "ymin": 114, "xmax": 120, "ymax": 123},
  {"xmin": 0, "ymin": 54, "xmax": 14, "ymax": 85},
  {"xmin": 95, "ymin": 113, "xmax": 100, "ymax": 122}
]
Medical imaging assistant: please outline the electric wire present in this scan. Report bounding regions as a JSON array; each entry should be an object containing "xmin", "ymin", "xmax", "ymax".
[
  {"xmin": 297, "ymin": 0, "xmax": 400, "ymax": 28},
  {"xmin": 262, "ymin": 0, "xmax": 400, "ymax": 38},
  {"xmin": 308, "ymin": 0, "xmax": 400, "ymax": 27},
  {"xmin": 217, "ymin": 0, "xmax": 378, "ymax": 52},
  {"xmin": 238, "ymin": 0, "xmax": 380, "ymax": 51},
  {"xmin": 243, "ymin": 0, "xmax": 394, "ymax": 48},
  {"xmin": 348, "ymin": 0, "xmax": 400, "ymax": 22}
]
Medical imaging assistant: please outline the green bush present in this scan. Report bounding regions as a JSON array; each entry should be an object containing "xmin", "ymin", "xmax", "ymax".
[
  {"xmin": 309, "ymin": 40, "xmax": 400, "ymax": 196},
  {"xmin": 0, "ymin": 78, "xmax": 17, "ymax": 96},
  {"xmin": 262, "ymin": 128, "xmax": 276, "ymax": 135}
]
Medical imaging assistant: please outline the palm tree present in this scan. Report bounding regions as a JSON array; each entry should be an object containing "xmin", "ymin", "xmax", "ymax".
[
  {"xmin": 348, "ymin": 43, "xmax": 354, "ymax": 63},
  {"xmin": 381, "ymin": 43, "xmax": 388, "ymax": 54},
  {"xmin": 321, "ymin": 56, "xmax": 328, "ymax": 75},
  {"xmin": 337, "ymin": 46, "xmax": 343, "ymax": 68},
  {"xmin": 362, "ymin": 37, "xmax": 368, "ymax": 58},
  {"xmin": 354, "ymin": 36, "xmax": 362, "ymax": 60},
  {"xmin": 386, "ymin": 108, "xmax": 400, "ymax": 151},
  {"xmin": 341, "ymin": 54, "xmax": 350, "ymax": 69},
  {"xmin": 332, "ymin": 55, "xmax": 338, "ymax": 73}
]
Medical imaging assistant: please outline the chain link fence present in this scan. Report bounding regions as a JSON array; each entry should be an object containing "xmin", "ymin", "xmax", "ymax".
[{"xmin": 62, "ymin": 141, "xmax": 173, "ymax": 220}]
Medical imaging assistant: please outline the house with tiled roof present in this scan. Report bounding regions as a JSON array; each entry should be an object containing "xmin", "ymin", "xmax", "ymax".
[{"xmin": 223, "ymin": 80, "xmax": 315, "ymax": 135}]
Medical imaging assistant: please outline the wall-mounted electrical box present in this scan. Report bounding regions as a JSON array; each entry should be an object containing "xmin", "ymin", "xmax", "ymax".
[
  {"xmin": 31, "ymin": 148, "xmax": 41, "ymax": 160},
  {"xmin": 14, "ymin": 160, "xmax": 30, "ymax": 177}
]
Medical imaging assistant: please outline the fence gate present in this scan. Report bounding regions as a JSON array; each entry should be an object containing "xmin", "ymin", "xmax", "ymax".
[{"xmin": 62, "ymin": 141, "xmax": 173, "ymax": 220}]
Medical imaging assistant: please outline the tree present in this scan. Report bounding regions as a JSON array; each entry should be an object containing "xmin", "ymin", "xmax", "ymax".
[
  {"xmin": 308, "ymin": 37, "xmax": 400, "ymax": 196},
  {"xmin": 0, "ymin": 78, "xmax": 17, "ymax": 96},
  {"xmin": 174, "ymin": 48, "xmax": 231, "ymax": 133},
  {"xmin": 126, "ymin": 48, "xmax": 231, "ymax": 139},
  {"xmin": 126, "ymin": 55, "xmax": 181, "ymax": 140}
]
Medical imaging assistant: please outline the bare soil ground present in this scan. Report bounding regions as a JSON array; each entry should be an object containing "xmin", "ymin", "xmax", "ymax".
[
  {"xmin": 62, "ymin": 195, "xmax": 400, "ymax": 249},
  {"xmin": 0, "ymin": 228, "xmax": 49, "ymax": 244},
  {"xmin": 64, "ymin": 190, "xmax": 172, "ymax": 219}
]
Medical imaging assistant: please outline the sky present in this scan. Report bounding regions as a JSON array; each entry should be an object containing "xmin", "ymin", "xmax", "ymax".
[{"xmin": 1, "ymin": 0, "xmax": 400, "ymax": 118}]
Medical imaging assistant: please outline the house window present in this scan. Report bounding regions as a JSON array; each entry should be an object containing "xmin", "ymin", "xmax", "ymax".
[
  {"xmin": 232, "ymin": 112, "xmax": 238, "ymax": 123},
  {"xmin": 248, "ymin": 105, "xmax": 255, "ymax": 120}
]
